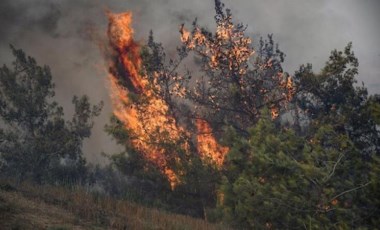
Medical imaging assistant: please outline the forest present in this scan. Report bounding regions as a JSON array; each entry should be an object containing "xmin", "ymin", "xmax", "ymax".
[{"xmin": 0, "ymin": 0, "xmax": 379, "ymax": 229}]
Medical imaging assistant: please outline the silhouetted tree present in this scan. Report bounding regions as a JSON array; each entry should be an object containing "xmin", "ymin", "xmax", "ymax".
[{"xmin": 0, "ymin": 46, "xmax": 103, "ymax": 184}]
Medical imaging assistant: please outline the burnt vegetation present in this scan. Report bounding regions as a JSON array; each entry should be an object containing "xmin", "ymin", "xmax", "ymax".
[{"xmin": 1, "ymin": 0, "xmax": 379, "ymax": 229}]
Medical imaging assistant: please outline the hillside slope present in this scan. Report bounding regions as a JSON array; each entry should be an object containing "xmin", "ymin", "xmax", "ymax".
[{"xmin": 0, "ymin": 181, "xmax": 229, "ymax": 230}]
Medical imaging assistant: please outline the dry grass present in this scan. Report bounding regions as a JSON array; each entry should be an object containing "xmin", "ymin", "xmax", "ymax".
[
  {"xmin": 0, "ymin": 180, "xmax": 231, "ymax": 230},
  {"xmin": 0, "ymin": 189, "xmax": 88, "ymax": 229}
]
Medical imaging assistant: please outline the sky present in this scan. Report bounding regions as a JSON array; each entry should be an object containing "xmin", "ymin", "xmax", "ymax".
[{"xmin": 0, "ymin": 0, "xmax": 379, "ymax": 164}]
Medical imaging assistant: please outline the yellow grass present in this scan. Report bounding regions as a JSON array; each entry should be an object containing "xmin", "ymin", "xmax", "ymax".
[{"xmin": 0, "ymin": 179, "xmax": 231, "ymax": 230}]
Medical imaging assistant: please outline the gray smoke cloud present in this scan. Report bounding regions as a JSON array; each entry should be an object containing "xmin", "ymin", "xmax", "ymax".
[{"xmin": 0, "ymin": 0, "xmax": 379, "ymax": 164}]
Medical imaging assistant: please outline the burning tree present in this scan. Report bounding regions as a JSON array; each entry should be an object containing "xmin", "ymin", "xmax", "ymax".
[
  {"xmin": 103, "ymin": 0, "xmax": 379, "ymax": 227},
  {"xmin": 179, "ymin": 2, "xmax": 295, "ymax": 132},
  {"xmin": 103, "ymin": 0, "xmax": 295, "ymax": 218}
]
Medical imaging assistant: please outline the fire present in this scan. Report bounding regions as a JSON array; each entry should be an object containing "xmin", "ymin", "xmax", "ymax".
[
  {"xmin": 196, "ymin": 119, "xmax": 229, "ymax": 167},
  {"xmin": 270, "ymin": 106, "xmax": 280, "ymax": 119},
  {"xmin": 179, "ymin": 24, "xmax": 190, "ymax": 43},
  {"xmin": 180, "ymin": 18, "xmax": 294, "ymax": 125},
  {"xmin": 107, "ymin": 12, "xmax": 184, "ymax": 189},
  {"xmin": 107, "ymin": 12, "xmax": 146, "ymax": 92},
  {"xmin": 105, "ymin": 11, "xmax": 229, "ymax": 189},
  {"xmin": 286, "ymin": 77, "xmax": 296, "ymax": 102},
  {"xmin": 180, "ymin": 19, "xmax": 254, "ymax": 76}
]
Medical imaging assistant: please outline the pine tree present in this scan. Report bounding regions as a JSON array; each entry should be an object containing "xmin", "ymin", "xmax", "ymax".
[
  {"xmin": 220, "ymin": 108, "xmax": 374, "ymax": 228},
  {"xmin": 0, "ymin": 46, "xmax": 102, "ymax": 184},
  {"xmin": 294, "ymin": 43, "xmax": 379, "ymax": 156}
]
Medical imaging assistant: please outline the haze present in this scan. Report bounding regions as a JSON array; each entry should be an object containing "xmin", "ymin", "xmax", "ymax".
[{"xmin": 1, "ymin": 0, "xmax": 379, "ymax": 164}]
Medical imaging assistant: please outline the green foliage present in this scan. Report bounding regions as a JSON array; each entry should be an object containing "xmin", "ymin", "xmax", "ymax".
[
  {"xmin": 368, "ymin": 95, "xmax": 380, "ymax": 125},
  {"xmin": 366, "ymin": 155, "xmax": 380, "ymax": 227},
  {"xmin": 220, "ymin": 109, "xmax": 376, "ymax": 228},
  {"xmin": 0, "ymin": 46, "xmax": 102, "ymax": 184},
  {"xmin": 217, "ymin": 43, "xmax": 379, "ymax": 229},
  {"xmin": 294, "ymin": 43, "xmax": 379, "ymax": 156}
]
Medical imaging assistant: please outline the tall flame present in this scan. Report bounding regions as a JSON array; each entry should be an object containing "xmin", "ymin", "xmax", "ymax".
[
  {"xmin": 107, "ymin": 12, "xmax": 184, "ymax": 189},
  {"xmin": 107, "ymin": 12, "xmax": 146, "ymax": 92},
  {"xmin": 106, "ymin": 12, "xmax": 229, "ymax": 189}
]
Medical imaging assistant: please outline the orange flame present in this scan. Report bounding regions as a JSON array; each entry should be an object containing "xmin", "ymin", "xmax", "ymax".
[
  {"xmin": 196, "ymin": 119, "xmax": 229, "ymax": 167},
  {"xmin": 107, "ymin": 12, "xmax": 146, "ymax": 92},
  {"xmin": 270, "ymin": 106, "xmax": 280, "ymax": 119},
  {"xmin": 106, "ymin": 11, "xmax": 229, "ymax": 189},
  {"xmin": 180, "ymin": 22, "xmax": 254, "ymax": 75},
  {"xmin": 107, "ymin": 12, "xmax": 184, "ymax": 189}
]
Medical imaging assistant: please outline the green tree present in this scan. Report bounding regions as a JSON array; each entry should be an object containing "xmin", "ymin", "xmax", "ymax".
[
  {"xmin": 218, "ymin": 44, "xmax": 379, "ymax": 228},
  {"xmin": 292, "ymin": 43, "xmax": 380, "ymax": 227},
  {"xmin": 0, "ymin": 46, "xmax": 103, "ymax": 184},
  {"xmin": 368, "ymin": 94, "xmax": 380, "ymax": 125},
  {"xmin": 220, "ymin": 109, "xmax": 374, "ymax": 229},
  {"xmin": 294, "ymin": 43, "xmax": 379, "ymax": 156}
]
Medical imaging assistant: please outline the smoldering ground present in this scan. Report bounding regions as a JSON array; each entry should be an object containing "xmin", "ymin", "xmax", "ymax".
[{"xmin": 0, "ymin": 0, "xmax": 379, "ymax": 164}]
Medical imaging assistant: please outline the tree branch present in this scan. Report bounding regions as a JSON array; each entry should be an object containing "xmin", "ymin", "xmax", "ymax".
[
  {"xmin": 329, "ymin": 182, "xmax": 371, "ymax": 202},
  {"xmin": 323, "ymin": 151, "xmax": 345, "ymax": 182}
]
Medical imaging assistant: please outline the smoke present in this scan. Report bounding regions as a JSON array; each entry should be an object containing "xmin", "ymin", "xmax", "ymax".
[
  {"xmin": 0, "ymin": 0, "xmax": 379, "ymax": 164},
  {"xmin": 0, "ymin": 0, "xmax": 61, "ymax": 41},
  {"xmin": 226, "ymin": 0, "xmax": 380, "ymax": 93}
]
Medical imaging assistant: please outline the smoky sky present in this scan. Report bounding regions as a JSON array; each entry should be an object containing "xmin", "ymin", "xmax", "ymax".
[{"xmin": 1, "ymin": 0, "xmax": 379, "ymax": 164}]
